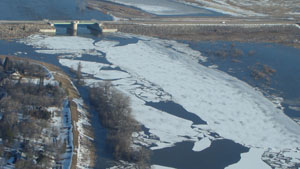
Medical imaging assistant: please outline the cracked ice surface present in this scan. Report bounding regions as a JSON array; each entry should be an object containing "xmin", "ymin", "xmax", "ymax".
[
  {"xmin": 100, "ymin": 38, "xmax": 300, "ymax": 149},
  {"xmin": 21, "ymin": 34, "xmax": 300, "ymax": 168}
]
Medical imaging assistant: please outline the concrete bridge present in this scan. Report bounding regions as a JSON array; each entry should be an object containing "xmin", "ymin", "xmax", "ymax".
[
  {"xmin": 0, "ymin": 19, "xmax": 118, "ymax": 35},
  {"xmin": 0, "ymin": 18, "xmax": 298, "ymax": 37},
  {"xmin": 47, "ymin": 20, "xmax": 117, "ymax": 35},
  {"xmin": 0, "ymin": 20, "xmax": 119, "ymax": 35}
]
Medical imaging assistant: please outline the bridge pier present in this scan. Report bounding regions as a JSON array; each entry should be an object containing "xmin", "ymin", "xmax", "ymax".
[
  {"xmin": 71, "ymin": 21, "xmax": 79, "ymax": 31},
  {"xmin": 50, "ymin": 20, "xmax": 117, "ymax": 36},
  {"xmin": 67, "ymin": 21, "xmax": 79, "ymax": 36}
]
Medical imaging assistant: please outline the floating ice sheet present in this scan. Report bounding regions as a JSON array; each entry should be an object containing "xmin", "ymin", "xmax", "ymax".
[{"xmin": 21, "ymin": 34, "xmax": 300, "ymax": 168}]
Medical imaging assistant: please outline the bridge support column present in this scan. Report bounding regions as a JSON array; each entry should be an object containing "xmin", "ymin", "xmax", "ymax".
[
  {"xmin": 72, "ymin": 21, "xmax": 79, "ymax": 31},
  {"xmin": 67, "ymin": 20, "xmax": 79, "ymax": 36}
]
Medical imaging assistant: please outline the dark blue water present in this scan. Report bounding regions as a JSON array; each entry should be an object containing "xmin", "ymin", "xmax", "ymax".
[
  {"xmin": 152, "ymin": 140, "xmax": 249, "ymax": 169},
  {"xmin": 188, "ymin": 41, "xmax": 300, "ymax": 119},
  {"xmin": 146, "ymin": 101, "xmax": 207, "ymax": 125},
  {"xmin": 77, "ymin": 86, "xmax": 115, "ymax": 169},
  {"xmin": 0, "ymin": 0, "xmax": 112, "ymax": 20}
]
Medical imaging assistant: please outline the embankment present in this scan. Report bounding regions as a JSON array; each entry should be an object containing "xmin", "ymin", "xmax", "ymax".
[
  {"xmin": 0, "ymin": 23, "xmax": 54, "ymax": 40},
  {"xmin": 103, "ymin": 22, "xmax": 300, "ymax": 48}
]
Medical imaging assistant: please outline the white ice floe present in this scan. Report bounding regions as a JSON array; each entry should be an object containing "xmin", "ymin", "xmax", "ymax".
[
  {"xmin": 151, "ymin": 165, "xmax": 176, "ymax": 169},
  {"xmin": 124, "ymin": 94, "xmax": 199, "ymax": 150},
  {"xmin": 20, "ymin": 35, "xmax": 101, "ymax": 56},
  {"xmin": 295, "ymin": 24, "xmax": 300, "ymax": 30},
  {"xmin": 21, "ymin": 34, "xmax": 300, "ymax": 168},
  {"xmin": 226, "ymin": 148, "xmax": 271, "ymax": 169},
  {"xmin": 192, "ymin": 137, "xmax": 211, "ymax": 152},
  {"xmin": 101, "ymin": 39, "xmax": 300, "ymax": 150},
  {"xmin": 59, "ymin": 59, "xmax": 130, "ymax": 80}
]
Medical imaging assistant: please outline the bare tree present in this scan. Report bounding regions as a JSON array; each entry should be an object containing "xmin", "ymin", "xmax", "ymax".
[
  {"xmin": 89, "ymin": 82, "xmax": 150, "ymax": 167},
  {"xmin": 75, "ymin": 62, "xmax": 84, "ymax": 85}
]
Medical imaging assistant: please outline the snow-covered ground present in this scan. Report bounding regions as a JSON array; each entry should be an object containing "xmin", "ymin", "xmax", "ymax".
[
  {"xmin": 178, "ymin": 0, "xmax": 300, "ymax": 17},
  {"xmin": 105, "ymin": 0, "xmax": 214, "ymax": 15},
  {"xmin": 73, "ymin": 98, "xmax": 94, "ymax": 169},
  {"xmin": 152, "ymin": 165, "xmax": 176, "ymax": 169},
  {"xmin": 61, "ymin": 100, "xmax": 73, "ymax": 169},
  {"xmin": 21, "ymin": 34, "xmax": 300, "ymax": 168},
  {"xmin": 178, "ymin": 0, "xmax": 265, "ymax": 16}
]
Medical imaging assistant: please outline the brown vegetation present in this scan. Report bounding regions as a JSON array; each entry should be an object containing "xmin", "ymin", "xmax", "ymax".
[
  {"xmin": 0, "ymin": 58, "xmax": 66, "ymax": 168},
  {"xmin": 89, "ymin": 82, "xmax": 150, "ymax": 169},
  {"xmin": 250, "ymin": 63, "xmax": 276, "ymax": 83},
  {"xmin": 87, "ymin": 0, "xmax": 153, "ymax": 20},
  {"xmin": 103, "ymin": 22, "xmax": 300, "ymax": 48},
  {"xmin": 0, "ymin": 23, "xmax": 52, "ymax": 40},
  {"xmin": 69, "ymin": 62, "xmax": 85, "ymax": 86},
  {"xmin": 0, "ymin": 56, "xmax": 95, "ymax": 168}
]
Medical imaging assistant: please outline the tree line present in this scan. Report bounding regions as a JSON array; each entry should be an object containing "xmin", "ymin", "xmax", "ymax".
[{"xmin": 89, "ymin": 82, "xmax": 150, "ymax": 169}]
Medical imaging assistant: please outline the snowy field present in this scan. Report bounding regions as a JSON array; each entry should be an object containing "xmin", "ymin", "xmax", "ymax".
[
  {"xmin": 21, "ymin": 34, "xmax": 300, "ymax": 168},
  {"xmin": 104, "ymin": 0, "xmax": 214, "ymax": 15},
  {"xmin": 104, "ymin": 0, "xmax": 300, "ymax": 17},
  {"xmin": 178, "ymin": 0, "xmax": 300, "ymax": 17}
]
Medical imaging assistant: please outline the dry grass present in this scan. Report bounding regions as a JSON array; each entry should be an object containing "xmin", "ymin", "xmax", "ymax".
[
  {"xmin": 183, "ymin": 0, "xmax": 300, "ymax": 19},
  {"xmin": 103, "ymin": 23, "xmax": 300, "ymax": 48},
  {"xmin": 87, "ymin": 0, "xmax": 153, "ymax": 19},
  {"xmin": 0, "ymin": 23, "xmax": 53, "ymax": 40}
]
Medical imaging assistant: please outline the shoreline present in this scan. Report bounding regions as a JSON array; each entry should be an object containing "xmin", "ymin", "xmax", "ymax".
[
  {"xmin": 0, "ymin": 23, "xmax": 54, "ymax": 40},
  {"xmin": 102, "ymin": 21, "xmax": 300, "ymax": 48}
]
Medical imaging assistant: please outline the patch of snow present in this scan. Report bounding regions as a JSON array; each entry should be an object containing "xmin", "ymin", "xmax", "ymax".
[
  {"xmin": 151, "ymin": 165, "xmax": 176, "ymax": 169},
  {"xmin": 289, "ymin": 106, "xmax": 300, "ymax": 111},
  {"xmin": 283, "ymin": 151, "xmax": 300, "ymax": 162},
  {"xmin": 295, "ymin": 24, "xmax": 300, "ymax": 30},
  {"xmin": 61, "ymin": 100, "xmax": 73, "ymax": 169},
  {"xmin": 192, "ymin": 137, "xmax": 211, "ymax": 152},
  {"xmin": 226, "ymin": 148, "xmax": 271, "ymax": 169},
  {"xmin": 106, "ymin": 0, "xmax": 213, "ymax": 15},
  {"xmin": 73, "ymin": 98, "xmax": 93, "ymax": 169},
  {"xmin": 208, "ymin": 64, "xmax": 218, "ymax": 69},
  {"xmin": 177, "ymin": 0, "xmax": 265, "ymax": 16}
]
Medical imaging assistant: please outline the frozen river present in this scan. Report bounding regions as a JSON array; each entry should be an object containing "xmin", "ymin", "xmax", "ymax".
[
  {"xmin": 0, "ymin": 30, "xmax": 300, "ymax": 168},
  {"xmin": 0, "ymin": 0, "xmax": 300, "ymax": 168}
]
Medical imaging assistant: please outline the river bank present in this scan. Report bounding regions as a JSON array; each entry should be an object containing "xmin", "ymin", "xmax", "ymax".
[
  {"xmin": 0, "ymin": 23, "xmax": 55, "ymax": 40},
  {"xmin": 0, "ymin": 55, "xmax": 95, "ymax": 169},
  {"xmin": 102, "ymin": 21, "xmax": 300, "ymax": 48}
]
